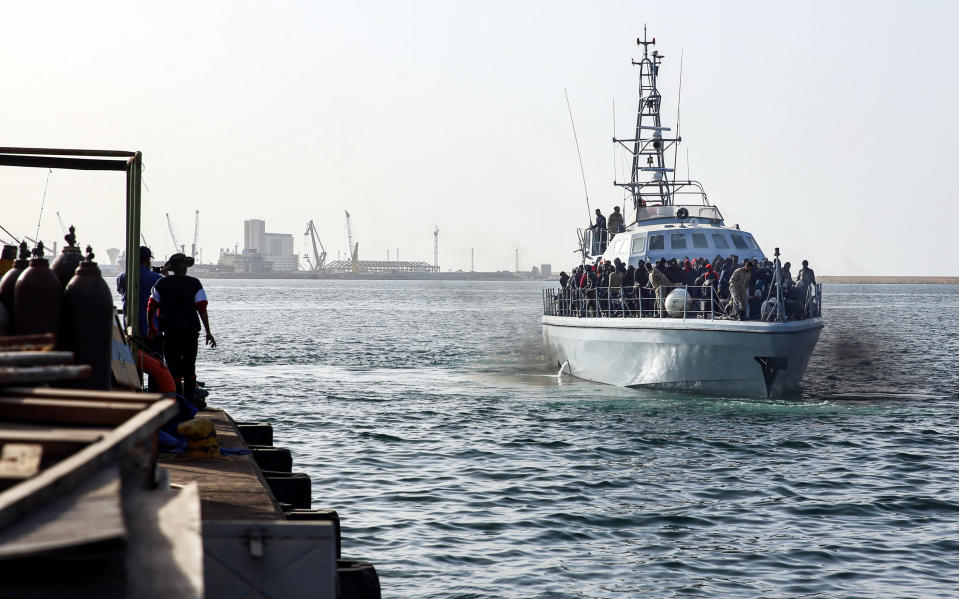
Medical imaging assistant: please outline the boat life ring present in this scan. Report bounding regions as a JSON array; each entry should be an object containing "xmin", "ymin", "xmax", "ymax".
[
  {"xmin": 676, "ymin": 207, "xmax": 689, "ymax": 220},
  {"xmin": 137, "ymin": 349, "xmax": 176, "ymax": 393}
]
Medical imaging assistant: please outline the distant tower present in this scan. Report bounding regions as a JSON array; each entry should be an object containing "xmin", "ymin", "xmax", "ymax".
[
  {"xmin": 515, "ymin": 248, "xmax": 519, "ymax": 273},
  {"xmin": 433, "ymin": 226, "xmax": 439, "ymax": 270},
  {"xmin": 387, "ymin": 249, "xmax": 390, "ymax": 262},
  {"xmin": 396, "ymin": 248, "xmax": 399, "ymax": 262},
  {"xmin": 471, "ymin": 248, "xmax": 475, "ymax": 272}
]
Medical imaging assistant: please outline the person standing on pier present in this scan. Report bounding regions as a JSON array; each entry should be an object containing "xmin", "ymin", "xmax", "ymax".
[
  {"xmin": 147, "ymin": 253, "xmax": 216, "ymax": 407},
  {"xmin": 117, "ymin": 246, "xmax": 163, "ymax": 340}
]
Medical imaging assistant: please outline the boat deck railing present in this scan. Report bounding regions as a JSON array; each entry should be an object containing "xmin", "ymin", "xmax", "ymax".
[{"xmin": 543, "ymin": 283, "xmax": 823, "ymax": 322}]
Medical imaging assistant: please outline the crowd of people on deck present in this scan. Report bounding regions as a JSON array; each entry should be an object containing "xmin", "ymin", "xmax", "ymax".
[{"xmin": 555, "ymin": 253, "xmax": 818, "ymax": 321}]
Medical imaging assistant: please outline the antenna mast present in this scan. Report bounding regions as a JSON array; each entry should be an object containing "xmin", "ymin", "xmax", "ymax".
[
  {"xmin": 613, "ymin": 27, "xmax": 683, "ymax": 217},
  {"xmin": 433, "ymin": 225, "xmax": 439, "ymax": 270}
]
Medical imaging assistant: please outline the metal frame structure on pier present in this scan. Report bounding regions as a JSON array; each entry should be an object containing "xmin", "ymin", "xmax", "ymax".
[{"xmin": 0, "ymin": 147, "xmax": 143, "ymax": 339}]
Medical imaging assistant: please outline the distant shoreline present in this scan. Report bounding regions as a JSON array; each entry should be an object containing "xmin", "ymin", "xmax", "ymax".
[
  {"xmin": 107, "ymin": 270, "xmax": 959, "ymax": 285},
  {"xmin": 819, "ymin": 276, "xmax": 959, "ymax": 285},
  {"xmin": 196, "ymin": 270, "xmax": 547, "ymax": 282}
]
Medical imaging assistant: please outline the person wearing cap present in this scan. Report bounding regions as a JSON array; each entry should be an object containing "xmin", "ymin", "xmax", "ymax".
[
  {"xmin": 147, "ymin": 253, "xmax": 216, "ymax": 407},
  {"xmin": 117, "ymin": 246, "xmax": 164, "ymax": 341}
]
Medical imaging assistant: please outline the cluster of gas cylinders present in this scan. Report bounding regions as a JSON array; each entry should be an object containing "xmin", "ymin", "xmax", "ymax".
[{"xmin": 0, "ymin": 226, "xmax": 115, "ymax": 390}]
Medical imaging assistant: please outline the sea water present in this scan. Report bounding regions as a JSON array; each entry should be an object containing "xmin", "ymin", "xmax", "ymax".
[{"xmin": 194, "ymin": 280, "xmax": 959, "ymax": 598}]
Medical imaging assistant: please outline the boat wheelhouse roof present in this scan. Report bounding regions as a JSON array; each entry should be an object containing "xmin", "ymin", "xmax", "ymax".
[{"xmin": 636, "ymin": 204, "xmax": 724, "ymax": 225}]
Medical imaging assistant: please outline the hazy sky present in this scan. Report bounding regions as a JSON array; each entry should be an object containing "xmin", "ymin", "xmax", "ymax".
[{"xmin": 1, "ymin": 1, "xmax": 956, "ymax": 275}]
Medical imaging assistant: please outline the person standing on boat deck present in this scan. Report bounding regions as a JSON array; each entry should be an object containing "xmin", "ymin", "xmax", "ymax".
[
  {"xmin": 147, "ymin": 253, "xmax": 216, "ymax": 408},
  {"xmin": 728, "ymin": 261, "xmax": 752, "ymax": 320},
  {"xmin": 592, "ymin": 209, "xmax": 607, "ymax": 252},
  {"xmin": 607, "ymin": 206, "xmax": 625, "ymax": 239},
  {"xmin": 796, "ymin": 260, "xmax": 816, "ymax": 286},
  {"xmin": 645, "ymin": 262, "xmax": 670, "ymax": 316},
  {"xmin": 795, "ymin": 259, "xmax": 817, "ymax": 314}
]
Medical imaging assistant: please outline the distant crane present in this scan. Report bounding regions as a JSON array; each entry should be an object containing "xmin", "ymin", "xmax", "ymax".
[
  {"xmin": 55, "ymin": 212, "xmax": 67, "ymax": 237},
  {"xmin": 303, "ymin": 220, "xmax": 327, "ymax": 271},
  {"xmin": 191, "ymin": 210, "xmax": 199, "ymax": 259},
  {"xmin": 166, "ymin": 213, "xmax": 185, "ymax": 255},
  {"xmin": 0, "ymin": 223, "xmax": 21, "ymax": 245},
  {"xmin": 344, "ymin": 211, "xmax": 359, "ymax": 273},
  {"xmin": 433, "ymin": 225, "xmax": 439, "ymax": 270}
]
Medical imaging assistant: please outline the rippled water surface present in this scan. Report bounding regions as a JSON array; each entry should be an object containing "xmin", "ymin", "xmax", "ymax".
[{"xmin": 194, "ymin": 280, "xmax": 959, "ymax": 598}]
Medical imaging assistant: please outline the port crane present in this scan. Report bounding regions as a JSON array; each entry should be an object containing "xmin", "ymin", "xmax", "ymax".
[
  {"xmin": 303, "ymin": 220, "xmax": 327, "ymax": 271},
  {"xmin": 191, "ymin": 210, "xmax": 199, "ymax": 260},
  {"xmin": 344, "ymin": 211, "xmax": 359, "ymax": 273},
  {"xmin": 166, "ymin": 213, "xmax": 185, "ymax": 255}
]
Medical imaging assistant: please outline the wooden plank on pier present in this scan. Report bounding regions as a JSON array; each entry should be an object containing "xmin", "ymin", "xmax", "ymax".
[
  {"xmin": 0, "ymin": 398, "xmax": 178, "ymax": 531},
  {"xmin": 0, "ymin": 397, "xmax": 147, "ymax": 425},
  {"xmin": 0, "ymin": 334, "xmax": 55, "ymax": 352},
  {"xmin": 0, "ymin": 423, "xmax": 111, "ymax": 462},
  {"xmin": 0, "ymin": 443, "xmax": 43, "ymax": 490},
  {"xmin": 0, "ymin": 365, "xmax": 91, "ymax": 385},
  {"xmin": 0, "ymin": 423, "xmax": 111, "ymax": 444},
  {"xmin": 0, "ymin": 387, "xmax": 169, "ymax": 404},
  {"xmin": 0, "ymin": 465, "xmax": 124, "ymax": 559},
  {"xmin": 0, "ymin": 352, "xmax": 74, "ymax": 367}
]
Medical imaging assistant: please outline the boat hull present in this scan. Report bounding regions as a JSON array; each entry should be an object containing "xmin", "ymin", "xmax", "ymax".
[{"xmin": 542, "ymin": 316, "xmax": 824, "ymax": 397}]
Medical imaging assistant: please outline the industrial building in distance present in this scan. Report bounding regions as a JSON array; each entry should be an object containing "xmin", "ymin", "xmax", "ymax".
[
  {"xmin": 324, "ymin": 259, "xmax": 437, "ymax": 273},
  {"xmin": 218, "ymin": 219, "xmax": 298, "ymax": 273}
]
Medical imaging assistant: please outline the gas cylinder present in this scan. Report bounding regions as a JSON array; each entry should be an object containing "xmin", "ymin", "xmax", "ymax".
[
  {"xmin": 14, "ymin": 242, "xmax": 63, "ymax": 337},
  {"xmin": 62, "ymin": 246, "xmax": 114, "ymax": 390},
  {"xmin": 0, "ymin": 244, "xmax": 16, "ymax": 276},
  {"xmin": 51, "ymin": 225, "xmax": 83, "ymax": 288},
  {"xmin": 0, "ymin": 242, "xmax": 29, "ymax": 320}
]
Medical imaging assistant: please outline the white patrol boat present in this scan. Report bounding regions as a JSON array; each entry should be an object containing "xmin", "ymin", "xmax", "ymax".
[{"xmin": 542, "ymin": 32, "xmax": 823, "ymax": 398}]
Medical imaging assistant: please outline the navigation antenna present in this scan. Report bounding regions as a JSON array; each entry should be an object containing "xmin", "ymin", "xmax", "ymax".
[
  {"xmin": 35, "ymin": 169, "xmax": 52, "ymax": 241},
  {"xmin": 564, "ymin": 89, "xmax": 592, "ymax": 224},
  {"xmin": 671, "ymin": 50, "xmax": 684, "ymax": 179},
  {"xmin": 613, "ymin": 27, "xmax": 682, "ymax": 217}
]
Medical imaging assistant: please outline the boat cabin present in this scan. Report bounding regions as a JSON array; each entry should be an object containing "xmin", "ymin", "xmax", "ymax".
[{"xmin": 583, "ymin": 204, "xmax": 767, "ymax": 267}]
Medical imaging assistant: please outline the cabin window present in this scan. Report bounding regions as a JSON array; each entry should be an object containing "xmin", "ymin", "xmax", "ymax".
[
  {"xmin": 745, "ymin": 234, "xmax": 759, "ymax": 250},
  {"xmin": 731, "ymin": 234, "xmax": 749, "ymax": 250},
  {"xmin": 630, "ymin": 235, "xmax": 646, "ymax": 253},
  {"xmin": 712, "ymin": 234, "xmax": 730, "ymax": 249},
  {"xmin": 691, "ymin": 232, "xmax": 709, "ymax": 249},
  {"xmin": 611, "ymin": 236, "xmax": 628, "ymax": 254},
  {"xmin": 648, "ymin": 234, "xmax": 665, "ymax": 251},
  {"xmin": 670, "ymin": 233, "xmax": 687, "ymax": 249}
]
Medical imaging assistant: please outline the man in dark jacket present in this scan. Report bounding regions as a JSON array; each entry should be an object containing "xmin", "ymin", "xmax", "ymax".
[
  {"xmin": 592, "ymin": 209, "xmax": 607, "ymax": 253},
  {"xmin": 147, "ymin": 253, "xmax": 216, "ymax": 407}
]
